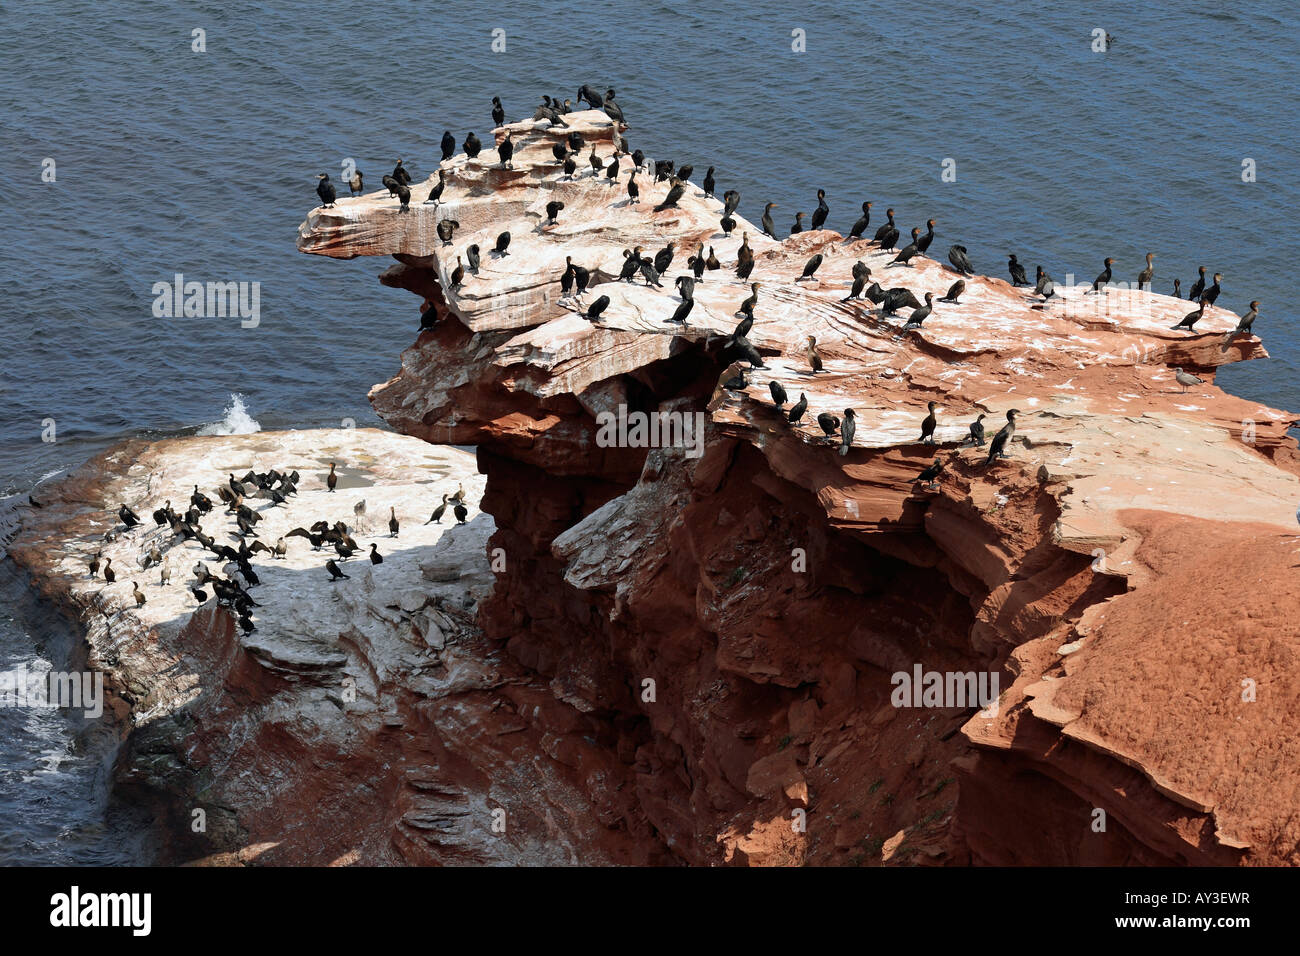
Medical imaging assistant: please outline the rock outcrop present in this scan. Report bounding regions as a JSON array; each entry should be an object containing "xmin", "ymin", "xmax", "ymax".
[{"xmin": 296, "ymin": 107, "xmax": 1300, "ymax": 866}]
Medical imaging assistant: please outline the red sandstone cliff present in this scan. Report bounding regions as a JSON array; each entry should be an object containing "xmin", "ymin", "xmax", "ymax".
[{"xmin": 297, "ymin": 108, "xmax": 1300, "ymax": 865}]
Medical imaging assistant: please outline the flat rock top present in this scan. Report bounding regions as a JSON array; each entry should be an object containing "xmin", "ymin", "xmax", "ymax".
[{"xmin": 11, "ymin": 429, "xmax": 488, "ymax": 718}]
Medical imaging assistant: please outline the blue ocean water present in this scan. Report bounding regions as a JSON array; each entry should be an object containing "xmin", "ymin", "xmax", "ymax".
[{"xmin": 1, "ymin": 0, "xmax": 1296, "ymax": 862}]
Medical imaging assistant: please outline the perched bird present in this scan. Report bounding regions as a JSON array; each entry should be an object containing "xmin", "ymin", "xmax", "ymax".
[
  {"xmin": 389, "ymin": 507, "xmax": 399, "ymax": 537},
  {"xmin": 327, "ymin": 462, "xmax": 337, "ymax": 492},
  {"xmin": 915, "ymin": 458, "xmax": 944, "ymax": 490},
  {"xmin": 426, "ymin": 494, "xmax": 449, "ymax": 524},
  {"xmin": 965, "ymin": 413, "xmax": 986, "ymax": 446},
  {"xmin": 159, "ymin": 564, "xmax": 171, "ymax": 587},
  {"xmin": 326, "ymin": 559, "xmax": 349, "ymax": 581},
  {"xmin": 436, "ymin": 219, "xmax": 461, "ymax": 245},
  {"xmin": 1008, "ymin": 255, "xmax": 1029, "ymax": 286},
  {"xmin": 1173, "ymin": 366, "xmax": 1205, "ymax": 393},
  {"xmin": 315, "ymin": 173, "xmax": 337, "ymax": 208},
  {"xmin": 817, "ymin": 412, "xmax": 840, "ymax": 438},
  {"xmin": 761, "ymin": 202, "xmax": 779, "ymax": 238},
  {"xmin": 454, "ymin": 502, "xmax": 468, "ymax": 524},
  {"xmin": 848, "ymin": 201, "xmax": 873, "ymax": 239},
  {"xmin": 494, "ymin": 231, "xmax": 511, "ymax": 256},
  {"xmin": 797, "ymin": 254, "xmax": 824, "ymax": 281},
  {"xmin": 118, "ymin": 503, "xmax": 141, "ymax": 528},
  {"xmin": 668, "ymin": 298, "xmax": 694, "ymax": 324},
  {"xmin": 546, "ymin": 200, "xmax": 565, "ymax": 224},
  {"xmin": 464, "ymin": 132, "xmax": 482, "ymax": 158},
  {"xmin": 810, "ymin": 189, "xmax": 829, "ymax": 230},
  {"xmin": 1172, "ymin": 297, "xmax": 1208, "ymax": 331},
  {"xmin": 1188, "ymin": 266, "xmax": 1208, "ymax": 302},
  {"xmin": 985, "ymin": 409, "xmax": 1020, "ymax": 465},
  {"xmin": 920, "ymin": 401, "xmax": 938, "ymax": 445},
  {"xmin": 1089, "ymin": 257, "xmax": 1115, "ymax": 293},
  {"xmin": 370, "ymin": 543, "xmax": 384, "ymax": 565},
  {"xmin": 790, "ymin": 212, "xmax": 806, "ymax": 234},
  {"xmin": 891, "ymin": 228, "xmax": 923, "ymax": 266},
  {"xmin": 1137, "ymin": 252, "xmax": 1155, "ymax": 289},
  {"xmin": 132, "ymin": 582, "xmax": 146, "ymax": 607},
  {"xmin": 466, "ymin": 244, "xmax": 481, "ymax": 273},
  {"xmin": 1202, "ymin": 272, "xmax": 1223, "ymax": 306},
  {"xmin": 348, "ymin": 169, "xmax": 364, "ymax": 196},
  {"xmin": 627, "ymin": 170, "xmax": 639, "ymax": 203},
  {"xmin": 915, "ymin": 219, "xmax": 937, "ymax": 254},
  {"xmin": 939, "ymin": 279, "xmax": 965, "ymax": 304},
  {"xmin": 103, "ymin": 558, "xmax": 115, "ymax": 584},
  {"xmin": 440, "ymin": 130, "xmax": 456, "ymax": 161},
  {"xmin": 274, "ymin": 536, "xmax": 287, "ymax": 559},
  {"xmin": 586, "ymin": 295, "xmax": 611, "ymax": 321},
  {"xmin": 491, "ymin": 95, "xmax": 506, "ymax": 126},
  {"xmin": 769, "ymin": 380, "xmax": 788, "ymax": 408},
  {"xmin": 391, "ymin": 159, "xmax": 412, "ymax": 186},
  {"xmin": 839, "ymin": 409, "xmax": 856, "ymax": 455},
  {"xmin": 655, "ymin": 179, "xmax": 686, "ymax": 210},
  {"xmin": 1221, "ymin": 300, "xmax": 1260, "ymax": 352},
  {"xmin": 89, "ymin": 552, "xmax": 101, "ymax": 578},
  {"xmin": 498, "ymin": 131, "xmax": 514, "ymax": 168},
  {"xmin": 903, "ymin": 292, "xmax": 934, "ymax": 329},
  {"xmin": 702, "ymin": 166, "xmax": 716, "ymax": 197},
  {"xmin": 381, "ymin": 174, "xmax": 410, "ymax": 212},
  {"xmin": 737, "ymin": 282, "xmax": 760, "ymax": 318},
  {"xmin": 450, "ymin": 256, "xmax": 465, "ymax": 291},
  {"xmin": 787, "ymin": 392, "xmax": 809, "ymax": 424},
  {"xmin": 1173, "ymin": 278, "xmax": 1182, "ymax": 298},
  {"xmin": 948, "ymin": 245, "xmax": 974, "ymax": 276},
  {"xmin": 805, "ymin": 335, "xmax": 823, "ymax": 373}
]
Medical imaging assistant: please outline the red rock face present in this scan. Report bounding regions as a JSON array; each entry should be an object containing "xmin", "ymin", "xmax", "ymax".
[{"xmin": 300, "ymin": 110, "xmax": 1300, "ymax": 865}]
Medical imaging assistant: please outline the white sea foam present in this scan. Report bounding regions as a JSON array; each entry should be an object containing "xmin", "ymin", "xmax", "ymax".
[{"xmin": 196, "ymin": 393, "xmax": 261, "ymax": 436}]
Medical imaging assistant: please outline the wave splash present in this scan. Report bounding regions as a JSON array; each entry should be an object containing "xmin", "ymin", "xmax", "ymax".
[{"xmin": 196, "ymin": 393, "xmax": 262, "ymax": 436}]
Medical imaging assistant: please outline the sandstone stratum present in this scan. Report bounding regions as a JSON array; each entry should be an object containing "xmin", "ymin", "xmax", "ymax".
[{"xmin": 10, "ymin": 106, "xmax": 1298, "ymax": 866}]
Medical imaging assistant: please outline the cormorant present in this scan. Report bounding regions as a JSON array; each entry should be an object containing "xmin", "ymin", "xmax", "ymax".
[
  {"xmin": 738, "ymin": 282, "xmax": 760, "ymax": 317},
  {"xmin": 454, "ymin": 502, "xmax": 468, "ymax": 523},
  {"xmin": 939, "ymin": 279, "xmax": 965, "ymax": 303},
  {"xmin": 920, "ymin": 401, "xmax": 938, "ymax": 445},
  {"xmin": 450, "ymin": 256, "xmax": 465, "ymax": 291},
  {"xmin": 389, "ymin": 507, "xmax": 399, "ymax": 537},
  {"xmin": 498, "ymin": 132, "xmax": 514, "ymax": 168},
  {"xmin": 904, "ymin": 292, "xmax": 935, "ymax": 328},
  {"xmin": 381, "ymin": 174, "xmax": 410, "ymax": 212},
  {"xmin": 131, "ymin": 582, "xmax": 145, "ymax": 607},
  {"xmin": 348, "ymin": 170, "xmax": 364, "ymax": 196},
  {"xmin": 761, "ymin": 202, "xmax": 778, "ymax": 238},
  {"xmin": 605, "ymin": 152, "xmax": 620, "ymax": 184},
  {"xmin": 916, "ymin": 219, "xmax": 937, "ymax": 254},
  {"xmin": 392, "ymin": 159, "xmax": 412, "ymax": 186},
  {"xmin": 588, "ymin": 147, "xmax": 604, "ymax": 176},
  {"xmin": 966, "ymin": 413, "xmax": 986, "ymax": 446},
  {"xmin": 788, "ymin": 392, "xmax": 808, "ymax": 423},
  {"xmin": 1089, "ymin": 257, "xmax": 1114, "ymax": 293},
  {"xmin": 677, "ymin": 164, "xmax": 694, "ymax": 183},
  {"xmin": 119, "ymin": 503, "xmax": 141, "ymax": 528},
  {"xmin": 848, "ymin": 201, "xmax": 872, "ymax": 239},
  {"xmin": 654, "ymin": 241, "xmax": 676, "ymax": 274},
  {"xmin": 316, "ymin": 173, "xmax": 337, "ymax": 208},
  {"xmin": 703, "ymin": 166, "xmax": 716, "ymax": 197},
  {"xmin": 326, "ymin": 559, "xmax": 349, "ymax": 581},
  {"xmin": 1188, "ymin": 266, "xmax": 1207, "ymax": 302},
  {"xmin": 627, "ymin": 170, "xmax": 639, "ymax": 202},
  {"xmin": 546, "ymin": 200, "xmax": 564, "ymax": 224},
  {"xmin": 1173, "ymin": 278, "xmax": 1182, "ymax": 298},
  {"xmin": 618, "ymin": 247, "xmax": 643, "ymax": 282},
  {"xmin": 839, "ymin": 409, "xmax": 856, "ymax": 455},
  {"xmin": 948, "ymin": 245, "xmax": 974, "ymax": 276},
  {"xmin": 1221, "ymin": 300, "xmax": 1260, "ymax": 352},
  {"xmin": 440, "ymin": 130, "xmax": 456, "ymax": 161},
  {"xmin": 790, "ymin": 212, "xmax": 806, "ymax": 234},
  {"xmin": 1172, "ymin": 297, "xmax": 1208, "ymax": 331},
  {"xmin": 274, "ymin": 537, "xmax": 287, "ymax": 559},
  {"xmin": 631, "ymin": 149, "xmax": 646, "ymax": 170},
  {"xmin": 1173, "ymin": 367, "xmax": 1205, "ymax": 393},
  {"xmin": 370, "ymin": 544, "xmax": 383, "ymax": 565},
  {"xmin": 327, "ymin": 462, "xmax": 337, "ymax": 492},
  {"xmin": 563, "ymin": 154, "xmax": 578, "ymax": 178},
  {"xmin": 985, "ymin": 409, "xmax": 1020, "ymax": 464},
  {"xmin": 602, "ymin": 89, "xmax": 625, "ymax": 125},
  {"xmin": 464, "ymin": 132, "xmax": 482, "ymax": 158},
  {"xmin": 1008, "ymin": 254, "xmax": 1029, "ymax": 286},
  {"xmin": 1202, "ymin": 273, "xmax": 1223, "ymax": 306},
  {"xmin": 89, "ymin": 552, "xmax": 101, "ymax": 578},
  {"xmin": 723, "ymin": 190, "xmax": 741, "ymax": 218},
  {"xmin": 426, "ymin": 494, "xmax": 449, "ymax": 524},
  {"xmin": 769, "ymin": 380, "xmax": 787, "ymax": 407},
  {"xmin": 494, "ymin": 231, "xmax": 511, "ymax": 256},
  {"xmin": 668, "ymin": 298, "xmax": 694, "ymax": 324},
  {"xmin": 1137, "ymin": 252, "xmax": 1155, "ymax": 289},
  {"xmin": 892, "ymin": 227, "xmax": 923, "ymax": 266},
  {"xmin": 706, "ymin": 247, "xmax": 721, "ymax": 270},
  {"xmin": 655, "ymin": 179, "xmax": 686, "ymax": 210},
  {"xmin": 805, "ymin": 335, "xmax": 823, "ymax": 373},
  {"xmin": 675, "ymin": 274, "xmax": 695, "ymax": 301},
  {"xmin": 798, "ymin": 254, "xmax": 823, "ymax": 281},
  {"xmin": 103, "ymin": 558, "xmax": 115, "ymax": 584},
  {"xmin": 586, "ymin": 295, "xmax": 611, "ymax": 321},
  {"xmin": 492, "ymin": 96, "xmax": 505, "ymax": 126},
  {"xmin": 817, "ymin": 412, "xmax": 840, "ymax": 437},
  {"xmin": 915, "ymin": 458, "xmax": 944, "ymax": 490},
  {"xmin": 466, "ymin": 244, "xmax": 481, "ymax": 272},
  {"xmin": 811, "ymin": 189, "xmax": 829, "ymax": 230},
  {"xmin": 881, "ymin": 287, "xmax": 923, "ymax": 315},
  {"xmin": 874, "ymin": 209, "xmax": 898, "ymax": 249}
]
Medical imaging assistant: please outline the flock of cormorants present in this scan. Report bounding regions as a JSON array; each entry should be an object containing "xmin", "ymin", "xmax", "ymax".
[
  {"xmin": 312, "ymin": 87, "xmax": 1263, "ymax": 496},
  {"xmin": 88, "ymin": 466, "xmax": 469, "ymax": 633}
]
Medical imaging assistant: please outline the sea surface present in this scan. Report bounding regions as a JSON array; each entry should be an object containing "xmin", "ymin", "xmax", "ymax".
[{"xmin": 1, "ymin": 0, "xmax": 1296, "ymax": 863}]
